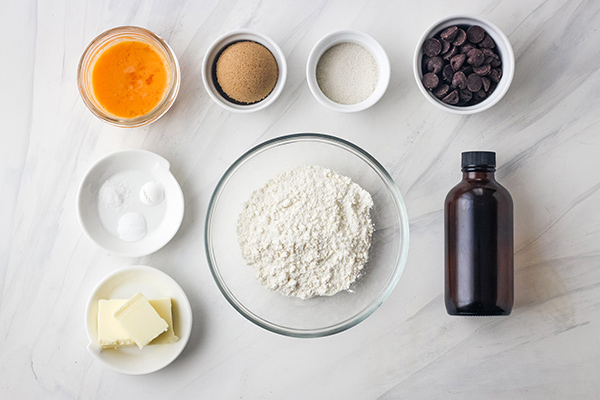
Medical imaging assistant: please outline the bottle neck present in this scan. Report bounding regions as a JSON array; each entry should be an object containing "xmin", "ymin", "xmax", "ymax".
[{"xmin": 462, "ymin": 167, "xmax": 496, "ymax": 181}]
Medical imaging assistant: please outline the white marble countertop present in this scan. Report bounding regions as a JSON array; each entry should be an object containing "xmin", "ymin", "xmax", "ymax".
[{"xmin": 2, "ymin": 0, "xmax": 600, "ymax": 398}]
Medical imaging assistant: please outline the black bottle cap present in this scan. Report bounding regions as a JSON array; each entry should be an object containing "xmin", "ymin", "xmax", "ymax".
[{"xmin": 461, "ymin": 151, "xmax": 496, "ymax": 168}]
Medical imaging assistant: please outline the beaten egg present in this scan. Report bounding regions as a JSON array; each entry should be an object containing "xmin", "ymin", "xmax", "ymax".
[{"xmin": 91, "ymin": 40, "xmax": 171, "ymax": 119}]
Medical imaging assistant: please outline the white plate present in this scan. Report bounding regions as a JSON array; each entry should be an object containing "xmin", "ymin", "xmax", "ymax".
[
  {"xmin": 77, "ymin": 149, "xmax": 184, "ymax": 257},
  {"xmin": 85, "ymin": 265, "xmax": 193, "ymax": 375}
]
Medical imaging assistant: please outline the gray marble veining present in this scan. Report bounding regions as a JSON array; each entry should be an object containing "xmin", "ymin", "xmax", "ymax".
[{"xmin": 1, "ymin": 0, "xmax": 599, "ymax": 398}]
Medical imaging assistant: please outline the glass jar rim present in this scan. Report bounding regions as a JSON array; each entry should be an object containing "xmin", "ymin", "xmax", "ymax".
[{"xmin": 77, "ymin": 26, "xmax": 181, "ymax": 128}]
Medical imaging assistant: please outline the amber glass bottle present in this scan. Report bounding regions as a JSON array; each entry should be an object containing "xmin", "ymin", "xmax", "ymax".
[{"xmin": 445, "ymin": 152, "xmax": 513, "ymax": 316}]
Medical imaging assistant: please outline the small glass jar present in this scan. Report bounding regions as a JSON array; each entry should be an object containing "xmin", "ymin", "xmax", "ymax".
[{"xmin": 77, "ymin": 26, "xmax": 180, "ymax": 128}]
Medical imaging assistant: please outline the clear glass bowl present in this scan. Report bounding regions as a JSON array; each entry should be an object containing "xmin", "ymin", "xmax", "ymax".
[
  {"xmin": 205, "ymin": 134, "xmax": 409, "ymax": 337},
  {"xmin": 77, "ymin": 26, "xmax": 180, "ymax": 127}
]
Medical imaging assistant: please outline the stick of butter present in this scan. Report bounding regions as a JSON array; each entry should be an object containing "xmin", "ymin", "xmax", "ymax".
[
  {"xmin": 114, "ymin": 292, "xmax": 168, "ymax": 349},
  {"xmin": 97, "ymin": 298, "xmax": 179, "ymax": 348}
]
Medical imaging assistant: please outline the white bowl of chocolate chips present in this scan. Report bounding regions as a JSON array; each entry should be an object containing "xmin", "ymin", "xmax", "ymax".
[{"xmin": 413, "ymin": 15, "xmax": 514, "ymax": 114}]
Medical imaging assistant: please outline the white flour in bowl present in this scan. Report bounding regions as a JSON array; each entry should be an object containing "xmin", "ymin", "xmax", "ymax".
[{"xmin": 237, "ymin": 165, "xmax": 374, "ymax": 299}]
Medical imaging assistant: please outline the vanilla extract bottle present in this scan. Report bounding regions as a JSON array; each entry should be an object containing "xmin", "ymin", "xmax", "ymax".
[{"xmin": 444, "ymin": 151, "xmax": 514, "ymax": 316}]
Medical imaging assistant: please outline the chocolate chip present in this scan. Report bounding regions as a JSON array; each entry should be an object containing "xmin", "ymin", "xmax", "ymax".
[
  {"xmin": 489, "ymin": 68, "xmax": 502, "ymax": 83},
  {"xmin": 482, "ymin": 48, "xmax": 494, "ymax": 55},
  {"xmin": 450, "ymin": 53, "xmax": 466, "ymax": 71},
  {"xmin": 441, "ymin": 39, "xmax": 451, "ymax": 54},
  {"xmin": 422, "ymin": 55, "xmax": 431, "ymax": 71},
  {"xmin": 467, "ymin": 73, "xmax": 483, "ymax": 92},
  {"xmin": 427, "ymin": 56, "xmax": 444, "ymax": 74},
  {"xmin": 491, "ymin": 57, "xmax": 502, "ymax": 68},
  {"xmin": 452, "ymin": 71, "xmax": 468, "ymax": 90},
  {"xmin": 482, "ymin": 76, "xmax": 491, "ymax": 92},
  {"xmin": 481, "ymin": 48, "xmax": 495, "ymax": 61},
  {"xmin": 443, "ymin": 64, "xmax": 455, "ymax": 82},
  {"xmin": 452, "ymin": 29, "xmax": 467, "ymax": 46},
  {"xmin": 442, "ymin": 90, "xmax": 459, "ymax": 105},
  {"xmin": 422, "ymin": 73, "xmax": 439, "ymax": 90},
  {"xmin": 460, "ymin": 65, "xmax": 473, "ymax": 75},
  {"xmin": 442, "ymin": 45, "xmax": 458, "ymax": 60},
  {"xmin": 474, "ymin": 89, "xmax": 487, "ymax": 101},
  {"xmin": 423, "ymin": 38, "xmax": 442, "ymax": 57},
  {"xmin": 473, "ymin": 63, "xmax": 491, "ymax": 76},
  {"xmin": 466, "ymin": 48, "xmax": 485, "ymax": 67},
  {"xmin": 460, "ymin": 43, "xmax": 475, "ymax": 54},
  {"xmin": 467, "ymin": 25, "xmax": 485, "ymax": 43},
  {"xmin": 458, "ymin": 89, "xmax": 473, "ymax": 103},
  {"xmin": 433, "ymin": 84, "xmax": 450, "ymax": 98},
  {"xmin": 479, "ymin": 34, "xmax": 496, "ymax": 49},
  {"xmin": 440, "ymin": 26, "xmax": 459, "ymax": 41}
]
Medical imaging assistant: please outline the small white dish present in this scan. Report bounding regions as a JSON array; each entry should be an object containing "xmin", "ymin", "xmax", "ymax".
[
  {"xmin": 306, "ymin": 29, "xmax": 390, "ymax": 113},
  {"xmin": 413, "ymin": 15, "xmax": 515, "ymax": 114},
  {"xmin": 85, "ymin": 265, "xmax": 193, "ymax": 375},
  {"xmin": 201, "ymin": 29, "xmax": 287, "ymax": 113},
  {"xmin": 77, "ymin": 149, "xmax": 184, "ymax": 257}
]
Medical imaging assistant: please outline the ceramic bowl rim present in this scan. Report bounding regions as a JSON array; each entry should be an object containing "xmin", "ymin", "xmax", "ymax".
[
  {"xmin": 201, "ymin": 29, "xmax": 287, "ymax": 113},
  {"xmin": 413, "ymin": 15, "xmax": 515, "ymax": 114},
  {"xmin": 306, "ymin": 29, "xmax": 391, "ymax": 113}
]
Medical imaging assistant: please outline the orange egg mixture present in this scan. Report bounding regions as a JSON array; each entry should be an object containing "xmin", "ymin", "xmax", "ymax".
[{"xmin": 92, "ymin": 40, "xmax": 170, "ymax": 119}]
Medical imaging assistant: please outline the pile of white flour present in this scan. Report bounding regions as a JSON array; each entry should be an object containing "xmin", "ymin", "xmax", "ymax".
[{"xmin": 237, "ymin": 165, "xmax": 374, "ymax": 299}]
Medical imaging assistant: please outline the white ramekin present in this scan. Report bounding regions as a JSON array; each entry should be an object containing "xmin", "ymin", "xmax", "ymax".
[
  {"xmin": 413, "ymin": 15, "xmax": 515, "ymax": 115},
  {"xmin": 306, "ymin": 30, "xmax": 390, "ymax": 113},
  {"xmin": 202, "ymin": 29, "xmax": 287, "ymax": 113}
]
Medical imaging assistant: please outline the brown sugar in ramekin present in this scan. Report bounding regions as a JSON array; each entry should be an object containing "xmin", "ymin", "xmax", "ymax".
[{"xmin": 215, "ymin": 41, "xmax": 279, "ymax": 104}]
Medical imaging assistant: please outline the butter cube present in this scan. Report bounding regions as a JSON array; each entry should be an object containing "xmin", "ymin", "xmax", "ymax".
[
  {"xmin": 97, "ymin": 298, "xmax": 179, "ymax": 349},
  {"xmin": 97, "ymin": 299, "xmax": 135, "ymax": 348},
  {"xmin": 114, "ymin": 292, "xmax": 168, "ymax": 349},
  {"xmin": 148, "ymin": 298, "xmax": 179, "ymax": 345}
]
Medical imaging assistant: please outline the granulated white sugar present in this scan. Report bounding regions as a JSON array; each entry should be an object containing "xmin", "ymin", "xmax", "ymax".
[{"xmin": 316, "ymin": 42, "xmax": 379, "ymax": 105}]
